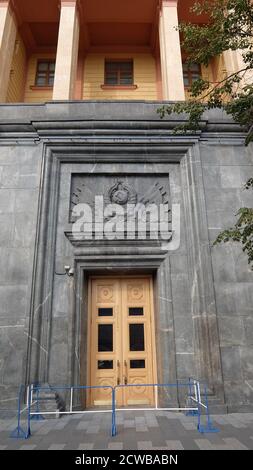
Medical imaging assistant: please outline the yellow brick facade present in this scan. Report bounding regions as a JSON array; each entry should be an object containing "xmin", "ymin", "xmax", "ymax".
[
  {"xmin": 0, "ymin": 1, "xmax": 246, "ymax": 104},
  {"xmin": 6, "ymin": 33, "xmax": 26, "ymax": 103},
  {"xmin": 213, "ymin": 54, "xmax": 227, "ymax": 83},
  {"xmin": 6, "ymin": 48, "xmax": 229, "ymax": 104},
  {"xmin": 83, "ymin": 53, "xmax": 158, "ymax": 101},
  {"xmin": 184, "ymin": 58, "xmax": 230, "ymax": 102},
  {"xmin": 24, "ymin": 53, "xmax": 55, "ymax": 103},
  {"xmin": 184, "ymin": 63, "xmax": 215, "ymax": 101}
]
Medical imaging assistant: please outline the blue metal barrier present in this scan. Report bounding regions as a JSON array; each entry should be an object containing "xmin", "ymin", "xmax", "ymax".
[
  {"xmin": 112, "ymin": 382, "xmax": 198, "ymax": 437},
  {"xmin": 10, "ymin": 385, "xmax": 27, "ymax": 439},
  {"xmin": 186, "ymin": 377, "xmax": 198, "ymax": 416},
  {"xmin": 112, "ymin": 380, "xmax": 219, "ymax": 436},
  {"xmin": 11, "ymin": 379, "xmax": 219, "ymax": 440},
  {"xmin": 197, "ymin": 384, "xmax": 219, "ymax": 433},
  {"xmin": 26, "ymin": 384, "xmax": 114, "ymax": 439},
  {"xmin": 186, "ymin": 378, "xmax": 219, "ymax": 433},
  {"xmin": 30, "ymin": 386, "xmax": 45, "ymax": 421}
]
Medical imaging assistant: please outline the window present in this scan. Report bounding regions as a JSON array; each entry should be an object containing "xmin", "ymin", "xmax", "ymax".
[
  {"xmin": 98, "ymin": 324, "xmax": 113, "ymax": 352},
  {"xmin": 35, "ymin": 60, "xmax": 55, "ymax": 87},
  {"xmin": 129, "ymin": 307, "xmax": 144, "ymax": 316},
  {"xmin": 98, "ymin": 308, "xmax": 113, "ymax": 317},
  {"xmin": 183, "ymin": 62, "xmax": 201, "ymax": 87},
  {"xmin": 98, "ymin": 360, "xmax": 113, "ymax": 370},
  {"xmin": 129, "ymin": 324, "xmax": 145, "ymax": 351},
  {"xmin": 130, "ymin": 360, "xmax": 145, "ymax": 369},
  {"xmin": 104, "ymin": 60, "xmax": 133, "ymax": 86}
]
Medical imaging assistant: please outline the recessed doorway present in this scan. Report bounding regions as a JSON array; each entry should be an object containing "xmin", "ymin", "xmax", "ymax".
[{"xmin": 87, "ymin": 276, "xmax": 157, "ymax": 407}]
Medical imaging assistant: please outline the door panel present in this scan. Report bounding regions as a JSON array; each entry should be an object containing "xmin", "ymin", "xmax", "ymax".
[
  {"xmin": 88, "ymin": 277, "xmax": 155, "ymax": 407},
  {"xmin": 122, "ymin": 279, "xmax": 154, "ymax": 406},
  {"xmin": 90, "ymin": 279, "xmax": 121, "ymax": 406}
]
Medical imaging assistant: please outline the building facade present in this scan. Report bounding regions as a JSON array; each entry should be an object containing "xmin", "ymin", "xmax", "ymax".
[{"xmin": 0, "ymin": 0, "xmax": 253, "ymax": 413}]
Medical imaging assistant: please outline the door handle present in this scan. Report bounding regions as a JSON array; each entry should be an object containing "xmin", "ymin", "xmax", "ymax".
[
  {"xmin": 117, "ymin": 360, "xmax": 120, "ymax": 386},
  {"xmin": 124, "ymin": 360, "xmax": 128, "ymax": 385}
]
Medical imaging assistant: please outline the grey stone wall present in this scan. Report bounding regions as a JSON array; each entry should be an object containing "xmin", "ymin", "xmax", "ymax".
[
  {"xmin": 0, "ymin": 101, "xmax": 252, "ymax": 413},
  {"xmin": 0, "ymin": 143, "xmax": 43, "ymax": 410},
  {"xmin": 202, "ymin": 143, "xmax": 253, "ymax": 411}
]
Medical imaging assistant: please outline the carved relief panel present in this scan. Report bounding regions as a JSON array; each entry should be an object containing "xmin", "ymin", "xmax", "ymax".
[{"xmin": 68, "ymin": 174, "xmax": 172, "ymax": 243}]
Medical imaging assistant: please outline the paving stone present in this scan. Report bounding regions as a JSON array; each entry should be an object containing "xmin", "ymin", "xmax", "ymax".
[
  {"xmin": 209, "ymin": 444, "xmax": 234, "ymax": 450},
  {"xmin": 144, "ymin": 415, "xmax": 159, "ymax": 427},
  {"xmin": 135, "ymin": 416, "xmax": 146, "ymax": 425},
  {"xmin": 29, "ymin": 421, "xmax": 49, "ymax": 430},
  {"xmin": 1, "ymin": 412, "xmax": 253, "ymax": 450},
  {"xmin": 137, "ymin": 441, "xmax": 153, "ymax": 449},
  {"xmin": 212, "ymin": 415, "xmax": 231, "ymax": 425},
  {"xmin": 179, "ymin": 438, "xmax": 199, "ymax": 450},
  {"xmin": 19, "ymin": 445, "xmax": 37, "ymax": 450},
  {"xmin": 223, "ymin": 437, "xmax": 248, "ymax": 450},
  {"xmin": 71, "ymin": 414, "xmax": 85, "ymax": 420},
  {"xmin": 0, "ymin": 420, "xmax": 17, "ymax": 431},
  {"xmin": 181, "ymin": 422, "xmax": 197, "ymax": 430},
  {"xmin": 36, "ymin": 426, "xmax": 57, "ymax": 436},
  {"xmin": 54, "ymin": 420, "xmax": 71, "ymax": 430},
  {"xmin": 195, "ymin": 439, "xmax": 234, "ymax": 450},
  {"xmin": 76, "ymin": 421, "xmax": 89, "ymax": 430},
  {"xmin": 78, "ymin": 443, "xmax": 94, "ymax": 450},
  {"xmin": 136, "ymin": 425, "xmax": 149, "ymax": 432},
  {"xmin": 144, "ymin": 421, "xmax": 159, "ymax": 428},
  {"xmin": 236, "ymin": 414, "xmax": 253, "ymax": 424},
  {"xmin": 108, "ymin": 442, "xmax": 124, "ymax": 449},
  {"xmin": 224, "ymin": 416, "xmax": 247, "ymax": 428},
  {"xmin": 195, "ymin": 439, "xmax": 214, "ymax": 450},
  {"xmin": 124, "ymin": 419, "xmax": 135, "ymax": 428},
  {"xmin": 165, "ymin": 440, "xmax": 184, "ymax": 450},
  {"xmin": 152, "ymin": 446, "xmax": 170, "ymax": 450},
  {"xmin": 86, "ymin": 425, "xmax": 100, "ymax": 434},
  {"xmin": 48, "ymin": 444, "xmax": 66, "ymax": 450}
]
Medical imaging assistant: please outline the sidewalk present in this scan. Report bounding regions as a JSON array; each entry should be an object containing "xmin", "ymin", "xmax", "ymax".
[{"xmin": 1, "ymin": 411, "xmax": 253, "ymax": 450}]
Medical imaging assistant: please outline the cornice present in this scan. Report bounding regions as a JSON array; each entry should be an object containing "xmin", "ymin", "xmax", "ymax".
[{"xmin": 0, "ymin": 101, "xmax": 246, "ymax": 145}]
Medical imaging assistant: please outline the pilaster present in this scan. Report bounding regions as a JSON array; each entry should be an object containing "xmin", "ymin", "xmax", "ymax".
[
  {"xmin": 0, "ymin": 0, "xmax": 17, "ymax": 102},
  {"xmin": 53, "ymin": 0, "xmax": 80, "ymax": 100},
  {"xmin": 159, "ymin": 0, "xmax": 185, "ymax": 100}
]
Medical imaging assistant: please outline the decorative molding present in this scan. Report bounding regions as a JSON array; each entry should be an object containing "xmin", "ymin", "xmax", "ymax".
[
  {"xmin": 101, "ymin": 85, "xmax": 138, "ymax": 90},
  {"xmin": 106, "ymin": 180, "xmax": 137, "ymax": 205},
  {"xmin": 30, "ymin": 86, "xmax": 53, "ymax": 91},
  {"xmin": 0, "ymin": 102, "xmax": 246, "ymax": 147},
  {"xmin": 65, "ymin": 231, "xmax": 172, "ymax": 248}
]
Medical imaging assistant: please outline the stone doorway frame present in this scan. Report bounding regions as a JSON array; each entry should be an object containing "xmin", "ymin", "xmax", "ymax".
[{"xmin": 24, "ymin": 138, "xmax": 225, "ymax": 408}]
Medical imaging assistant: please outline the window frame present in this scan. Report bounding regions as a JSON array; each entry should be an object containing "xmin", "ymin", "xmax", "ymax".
[
  {"xmin": 103, "ymin": 59, "xmax": 136, "ymax": 88},
  {"xmin": 35, "ymin": 59, "xmax": 56, "ymax": 88},
  {"xmin": 183, "ymin": 62, "xmax": 201, "ymax": 88}
]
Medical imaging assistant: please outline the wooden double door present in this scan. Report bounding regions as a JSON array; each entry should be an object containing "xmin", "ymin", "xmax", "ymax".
[{"xmin": 87, "ymin": 276, "xmax": 156, "ymax": 407}]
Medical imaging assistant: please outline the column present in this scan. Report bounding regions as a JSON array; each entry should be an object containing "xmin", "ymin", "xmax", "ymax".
[
  {"xmin": 0, "ymin": 1, "xmax": 17, "ymax": 102},
  {"xmin": 223, "ymin": 50, "xmax": 238, "ymax": 76},
  {"xmin": 159, "ymin": 0, "xmax": 185, "ymax": 100},
  {"xmin": 223, "ymin": 49, "xmax": 253, "ymax": 87},
  {"xmin": 53, "ymin": 0, "xmax": 80, "ymax": 100}
]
